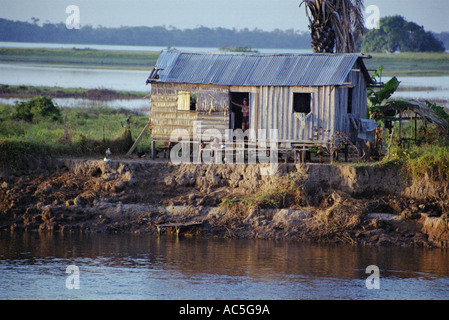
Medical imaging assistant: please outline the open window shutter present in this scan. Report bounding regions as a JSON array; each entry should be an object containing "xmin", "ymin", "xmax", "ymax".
[{"xmin": 177, "ymin": 91, "xmax": 190, "ymax": 111}]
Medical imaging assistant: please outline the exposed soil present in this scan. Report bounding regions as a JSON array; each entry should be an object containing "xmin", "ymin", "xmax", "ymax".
[{"xmin": 0, "ymin": 156, "xmax": 448, "ymax": 248}]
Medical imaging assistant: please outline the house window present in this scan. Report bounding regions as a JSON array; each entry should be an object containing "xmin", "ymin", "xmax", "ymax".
[
  {"xmin": 293, "ymin": 92, "xmax": 311, "ymax": 114},
  {"xmin": 190, "ymin": 92, "xmax": 197, "ymax": 111},
  {"xmin": 177, "ymin": 91, "xmax": 197, "ymax": 111},
  {"xmin": 347, "ymin": 88, "xmax": 353, "ymax": 114}
]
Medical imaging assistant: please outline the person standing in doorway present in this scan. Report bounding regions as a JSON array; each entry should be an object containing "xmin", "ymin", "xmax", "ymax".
[{"xmin": 231, "ymin": 98, "xmax": 249, "ymax": 131}]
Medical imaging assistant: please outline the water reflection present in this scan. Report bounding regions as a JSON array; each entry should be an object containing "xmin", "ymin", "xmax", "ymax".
[{"xmin": 0, "ymin": 232, "xmax": 448, "ymax": 299}]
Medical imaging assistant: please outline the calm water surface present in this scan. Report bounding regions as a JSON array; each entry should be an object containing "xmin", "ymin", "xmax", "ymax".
[
  {"xmin": 0, "ymin": 232, "xmax": 448, "ymax": 300},
  {"xmin": 0, "ymin": 62, "xmax": 151, "ymax": 92}
]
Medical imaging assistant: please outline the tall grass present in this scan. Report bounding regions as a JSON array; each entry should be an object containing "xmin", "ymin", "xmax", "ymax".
[
  {"xmin": 401, "ymin": 144, "xmax": 449, "ymax": 182},
  {"xmin": 382, "ymin": 118, "xmax": 449, "ymax": 183},
  {"xmin": 0, "ymin": 102, "xmax": 152, "ymax": 169}
]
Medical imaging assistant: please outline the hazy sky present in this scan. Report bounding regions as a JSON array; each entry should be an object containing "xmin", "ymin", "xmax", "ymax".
[{"xmin": 1, "ymin": 0, "xmax": 448, "ymax": 33}]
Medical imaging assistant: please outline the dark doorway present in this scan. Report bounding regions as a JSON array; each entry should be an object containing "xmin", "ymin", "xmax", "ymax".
[{"xmin": 229, "ymin": 92, "xmax": 249, "ymax": 130}]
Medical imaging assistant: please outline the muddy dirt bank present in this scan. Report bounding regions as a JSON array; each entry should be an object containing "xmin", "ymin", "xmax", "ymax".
[{"xmin": 0, "ymin": 157, "xmax": 448, "ymax": 247}]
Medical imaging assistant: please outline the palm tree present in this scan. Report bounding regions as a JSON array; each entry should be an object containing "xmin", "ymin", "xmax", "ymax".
[{"xmin": 300, "ymin": 0, "xmax": 365, "ymax": 53}]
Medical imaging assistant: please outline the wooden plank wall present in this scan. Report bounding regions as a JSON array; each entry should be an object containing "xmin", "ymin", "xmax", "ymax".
[
  {"xmin": 352, "ymin": 60, "xmax": 368, "ymax": 120},
  {"xmin": 336, "ymin": 62, "xmax": 368, "ymax": 135},
  {"xmin": 150, "ymin": 83, "xmax": 229, "ymax": 141}
]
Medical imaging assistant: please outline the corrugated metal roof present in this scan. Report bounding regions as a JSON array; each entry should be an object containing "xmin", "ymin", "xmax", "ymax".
[{"xmin": 147, "ymin": 49, "xmax": 369, "ymax": 87}]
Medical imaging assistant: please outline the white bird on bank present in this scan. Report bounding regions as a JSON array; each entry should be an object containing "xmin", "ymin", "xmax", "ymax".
[{"xmin": 104, "ymin": 148, "xmax": 112, "ymax": 162}]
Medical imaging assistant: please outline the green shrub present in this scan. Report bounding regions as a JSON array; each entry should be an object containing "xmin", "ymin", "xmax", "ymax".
[{"xmin": 13, "ymin": 96, "xmax": 61, "ymax": 122}]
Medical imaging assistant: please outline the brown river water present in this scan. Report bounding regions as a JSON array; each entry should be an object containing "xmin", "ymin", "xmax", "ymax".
[{"xmin": 1, "ymin": 231, "xmax": 448, "ymax": 300}]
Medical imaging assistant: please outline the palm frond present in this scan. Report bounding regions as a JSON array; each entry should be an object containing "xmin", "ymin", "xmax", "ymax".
[{"xmin": 300, "ymin": 0, "xmax": 365, "ymax": 53}]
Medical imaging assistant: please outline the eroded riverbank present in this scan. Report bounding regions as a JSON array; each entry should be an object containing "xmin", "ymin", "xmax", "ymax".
[{"xmin": 0, "ymin": 156, "xmax": 448, "ymax": 248}]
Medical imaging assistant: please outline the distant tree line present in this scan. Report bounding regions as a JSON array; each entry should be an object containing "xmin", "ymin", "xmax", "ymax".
[
  {"xmin": 0, "ymin": 18, "xmax": 311, "ymax": 49},
  {"xmin": 0, "ymin": 17, "xmax": 446, "ymax": 52}
]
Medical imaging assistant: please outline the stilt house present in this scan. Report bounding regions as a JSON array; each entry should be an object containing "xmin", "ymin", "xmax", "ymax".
[{"xmin": 146, "ymin": 49, "xmax": 372, "ymax": 149}]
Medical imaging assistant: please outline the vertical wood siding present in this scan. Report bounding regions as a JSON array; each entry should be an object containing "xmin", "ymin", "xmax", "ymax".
[{"xmin": 255, "ymin": 85, "xmax": 335, "ymax": 143}]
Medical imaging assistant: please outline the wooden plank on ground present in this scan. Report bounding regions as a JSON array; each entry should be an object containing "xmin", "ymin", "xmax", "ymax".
[{"xmin": 126, "ymin": 120, "xmax": 151, "ymax": 155}]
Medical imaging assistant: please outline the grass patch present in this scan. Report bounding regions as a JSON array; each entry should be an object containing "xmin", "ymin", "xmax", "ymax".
[
  {"xmin": 0, "ymin": 101, "xmax": 152, "ymax": 170},
  {"xmin": 364, "ymin": 52, "xmax": 449, "ymax": 76},
  {"xmin": 0, "ymin": 84, "xmax": 147, "ymax": 100},
  {"xmin": 400, "ymin": 144, "xmax": 449, "ymax": 182},
  {"xmin": 0, "ymin": 47, "xmax": 160, "ymax": 69},
  {"xmin": 220, "ymin": 171, "xmax": 307, "ymax": 214}
]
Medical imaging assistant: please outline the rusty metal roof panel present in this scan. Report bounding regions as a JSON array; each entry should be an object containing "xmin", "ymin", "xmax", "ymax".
[{"xmin": 148, "ymin": 49, "xmax": 363, "ymax": 86}]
